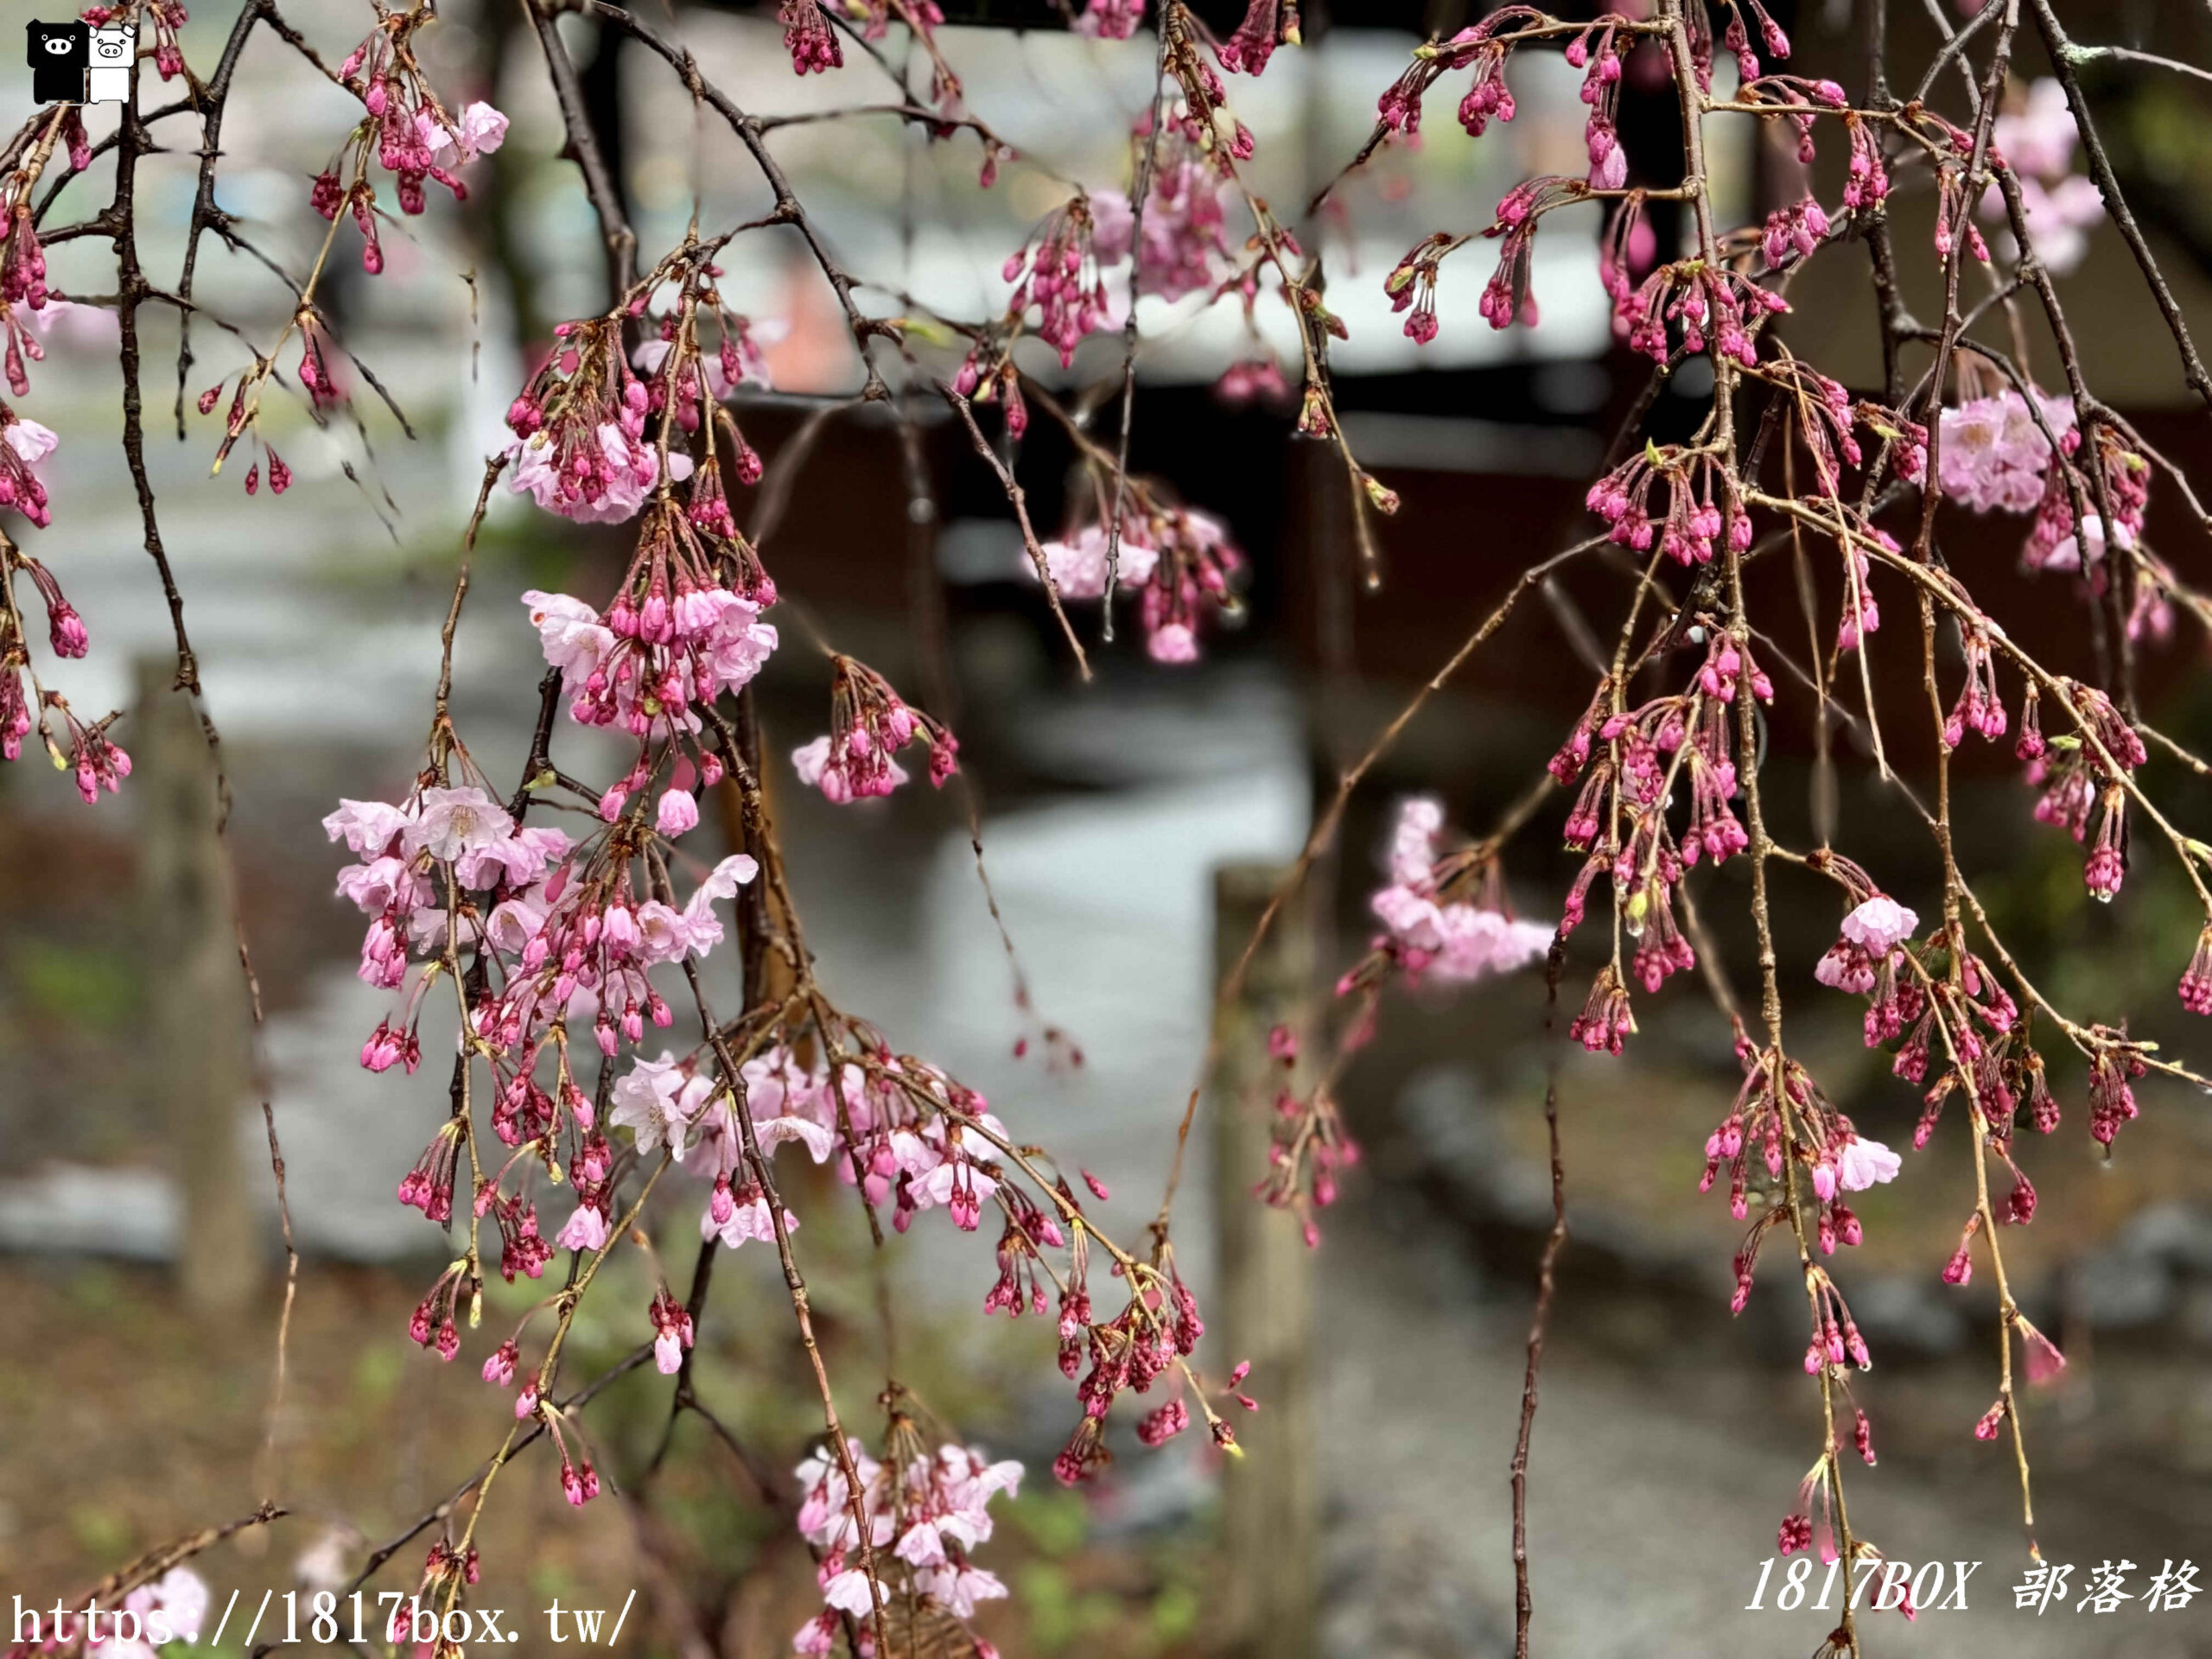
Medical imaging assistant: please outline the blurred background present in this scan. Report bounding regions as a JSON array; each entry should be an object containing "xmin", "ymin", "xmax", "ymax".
[{"xmin": 9, "ymin": 0, "xmax": 2212, "ymax": 1653}]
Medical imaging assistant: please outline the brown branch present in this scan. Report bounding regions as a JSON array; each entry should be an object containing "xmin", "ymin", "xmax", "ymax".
[
  {"xmin": 523, "ymin": 0, "xmax": 639, "ymax": 302},
  {"xmin": 2028, "ymin": 0, "xmax": 2212, "ymax": 410},
  {"xmin": 1510, "ymin": 946, "xmax": 1569, "ymax": 1659}
]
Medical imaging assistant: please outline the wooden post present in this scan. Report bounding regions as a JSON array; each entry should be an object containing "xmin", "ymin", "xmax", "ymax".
[
  {"xmin": 1211, "ymin": 862, "xmax": 1317, "ymax": 1659},
  {"xmin": 135, "ymin": 656, "xmax": 258, "ymax": 1313}
]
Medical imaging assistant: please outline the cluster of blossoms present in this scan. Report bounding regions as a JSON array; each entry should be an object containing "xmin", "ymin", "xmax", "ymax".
[
  {"xmin": 1027, "ymin": 499, "xmax": 1245, "ymax": 664},
  {"xmin": 1121, "ymin": 113, "xmax": 1236, "ymax": 304},
  {"xmin": 324, "ymin": 785, "xmax": 569, "ymax": 1037},
  {"xmin": 320, "ymin": 12, "xmax": 508, "ymax": 273},
  {"xmin": 1938, "ymin": 387, "xmax": 2075, "ymax": 516},
  {"xmin": 1620, "ymin": 260, "xmax": 1789, "ymax": 367},
  {"xmin": 598, "ymin": 1036, "xmax": 1022, "ymax": 1252},
  {"xmin": 1247, "ymin": 1024, "xmax": 1360, "ymax": 1249},
  {"xmin": 1764, "ymin": 357, "xmax": 1927, "ymax": 501},
  {"xmin": 791, "ymin": 655, "xmax": 958, "ymax": 804},
  {"xmin": 957, "ymin": 133, "xmax": 1232, "ymax": 436},
  {"xmin": 505, "ymin": 318, "xmax": 696, "ymax": 523},
  {"xmin": 0, "ymin": 407, "xmax": 57, "ymax": 531},
  {"xmin": 777, "ymin": 0, "xmax": 843, "ymax": 74},
  {"xmin": 1373, "ymin": 7, "xmax": 1551, "ymax": 141},
  {"xmin": 1034, "ymin": 518, "xmax": 1158, "ymax": 600},
  {"xmin": 601, "ymin": 1045, "xmax": 830, "ymax": 1249},
  {"xmin": 2022, "ymin": 421, "xmax": 2154, "ymax": 601},
  {"xmin": 522, "ymin": 498, "xmax": 778, "ymax": 756},
  {"xmin": 338, "ymin": 763, "xmax": 765, "ymax": 1363},
  {"xmin": 633, "ymin": 304, "xmax": 775, "ymax": 452},
  {"xmin": 0, "ymin": 124, "xmax": 123, "ymax": 807},
  {"xmin": 1585, "ymin": 446, "xmax": 1749, "ymax": 567},
  {"xmin": 172, "ymin": 12, "xmax": 505, "ymax": 493},
  {"xmin": 1567, "ymin": 16, "xmax": 1632, "ymax": 191},
  {"xmin": 1541, "ymin": 632, "xmax": 1774, "ymax": 1046},
  {"xmin": 1356, "ymin": 798, "xmax": 1553, "ymax": 989},
  {"xmin": 2016, "ymin": 677, "xmax": 2149, "ymax": 910},
  {"xmin": 1986, "ymin": 78, "xmax": 2105, "ymax": 276},
  {"xmin": 789, "ymin": 1435, "xmax": 1020, "ymax": 1651},
  {"xmin": 999, "ymin": 192, "xmax": 1128, "ymax": 370},
  {"xmin": 774, "ymin": 0, "xmax": 963, "ymax": 111},
  {"xmin": 1704, "ymin": 1038, "xmax": 1897, "ymax": 1349}
]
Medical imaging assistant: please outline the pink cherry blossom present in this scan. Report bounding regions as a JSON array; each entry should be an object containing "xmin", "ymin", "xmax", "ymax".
[
  {"xmin": 557, "ymin": 1203, "xmax": 610, "ymax": 1252},
  {"xmin": 1839, "ymin": 894, "xmax": 1918, "ymax": 956},
  {"xmin": 1994, "ymin": 79, "xmax": 2075, "ymax": 181},
  {"xmin": 1029, "ymin": 524, "xmax": 1160, "ymax": 600},
  {"xmin": 1937, "ymin": 391, "xmax": 2071, "ymax": 515},
  {"xmin": 1363, "ymin": 797, "xmax": 1554, "ymax": 987},
  {"xmin": 404, "ymin": 785, "xmax": 515, "ymax": 864},
  {"xmin": 609, "ymin": 1053, "xmax": 714, "ymax": 1157},
  {"xmin": 656, "ymin": 787, "xmax": 700, "ymax": 837},
  {"xmin": 702, "ymin": 1185, "xmax": 787, "ymax": 1248},
  {"xmin": 322, "ymin": 797, "xmax": 412, "ymax": 855},
  {"xmin": 0, "ymin": 413, "xmax": 59, "ymax": 526},
  {"xmin": 1836, "ymin": 1135, "xmax": 1901, "ymax": 1192}
]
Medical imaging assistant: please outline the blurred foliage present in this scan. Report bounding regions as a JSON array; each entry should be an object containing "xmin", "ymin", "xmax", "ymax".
[{"xmin": 9, "ymin": 939, "xmax": 137, "ymax": 1033}]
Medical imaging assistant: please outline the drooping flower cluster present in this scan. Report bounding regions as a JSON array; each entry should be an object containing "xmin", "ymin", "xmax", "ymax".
[
  {"xmin": 1384, "ymin": 232, "xmax": 1454, "ymax": 346},
  {"xmin": 321, "ymin": 11, "xmax": 507, "ymax": 272},
  {"xmin": 779, "ymin": 0, "xmax": 843, "ymax": 73},
  {"xmin": 633, "ymin": 304, "xmax": 775, "ymax": 442},
  {"xmin": 1032, "ymin": 520, "xmax": 1160, "ymax": 600},
  {"xmin": 1704, "ymin": 1037, "xmax": 1897, "ymax": 1300},
  {"xmin": 1548, "ymin": 632, "xmax": 1774, "ymax": 1038},
  {"xmin": 1243, "ymin": 1027, "xmax": 1357, "ymax": 1259},
  {"xmin": 2015, "ymin": 677, "xmax": 2149, "ymax": 908},
  {"xmin": 1567, "ymin": 16, "xmax": 1630, "ymax": 190},
  {"xmin": 1121, "ymin": 113, "xmax": 1236, "ymax": 305},
  {"xmin": 1131, "ymin": 502, "xmax": 1245, "ymax": 664},
  {"xmin": 1163, "ymin": 14, "xmax": 1255, "ymax": 165},
  {"xmin": 0, "ymin": 302, "xmax": 118, "ymax": 779},
  {"xmin": 1374, "ymin": 7, "xmax": 1548, "ymax": 140},
  {"xmin": 506, "ymin": 318, "xmax": 696, "ymax": 523},
  {"xmin": 1814, "ymin": 890, "xmax": 1919, "ymax": 1001},
  {"xmin": 791, "ymin": 656, "xmax": 958, "ymax": 804},
  {"xmin": 1937, "ymin": 388, "xmax": 2074, "ymax": 516},
  {"xmin": 1984, "ymin": 77, "xmax": 2105, "ymax": 276},
  {"xmin": 1585, "ymin": 445, "xmax": 1749, "ymax": 566},
  {"xmin": 1027, "ymin": 497, "xmax": 1243, "ymax": 664},
  {"xmin": 0, "ymin": 407, "xmax": 57, "ymax": 530},
  {"xmin": 1620, "ymin": 260, "xmax": 1789, "ymax": 366},
  {"xmin": 1216, "ymin": 0, "xmax": 1300, "ymax": 76},
  {"xmin": 1354, "ymin": 798, "xmax": 1553, "ymax": 989},
  {"xmin": 522, "ymin": 513, "xmax": 776, "ymax": 757},
  {"xmin": 593, "ymin": 1044, "xmax": 836, "ymax": 1250},
  {"xmin": 998, "ymin": 192, "xmax": 1123, "ymax": 370},
  {"xmin": 2023, "ymin": 419, "xmax": 2149, "ymax": 583},
  {"xmin": 790, "ymin": 1434, "xmax": 1020, "ymax": 1652}
]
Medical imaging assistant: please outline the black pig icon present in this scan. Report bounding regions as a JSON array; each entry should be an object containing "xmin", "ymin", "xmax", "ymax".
[{"xmin": 28, "ymin": 20, "xmax": 89, "ymax": 105}]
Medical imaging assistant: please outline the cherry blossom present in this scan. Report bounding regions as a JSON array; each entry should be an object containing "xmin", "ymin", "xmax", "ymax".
[
  {"xmin": 609, "ymin": 1052, "xmax": 714, "ymax": 1158},
  {"xmin": 789, "ymin": 1438, "xmax": 1020, "ymax": 1649},
  {"xmin": 790, "ymin": 658, "xmax": 957, "ymax": 803},
  {"xmin": 1028, "ymin": 524, "xmax": 1160, "ymax": 598},
  {"xmin": 1835, "ymin": 1135, "xmax": 1902, "ymax": 1192},
  {"xmin": 1840, "ymin": 894, "xmax": 1918, "ymax": 957},
  {"xmin": 1936, "ymin": 391, "xmax": 2071, "ymax": 515},
  {"xmin": 0, "ymin": 410, "xmax": 58, "ymax": 528},
  {"xmin": 1980, "ymin": 79, "xmax": 2104, "ymax": 275},
  {"xmin": 1359, "ymin": 798, "xmax": 1554, "ymax": 988}
]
